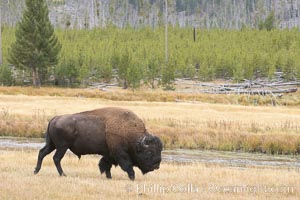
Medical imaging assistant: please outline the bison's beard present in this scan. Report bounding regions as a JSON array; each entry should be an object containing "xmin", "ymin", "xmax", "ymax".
[{"xmin": 138, "ymin": 161, "xmax": 161, "ymax": 174}]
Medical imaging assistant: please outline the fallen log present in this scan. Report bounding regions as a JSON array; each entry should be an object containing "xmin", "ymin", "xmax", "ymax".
[
  {"xmin": 240, "ymin": 88, "xmax": 297, "ymax": 95},
  {"xmin": 268, "ymin": 82, "xmax": 300, "ymax": 87},
  {"xmin": 200, "ymin": 88, "xmax": 297, "ymax": 95},
  {"xmin": 87, "ymin": 82, "xmax": 119, "ymax": 90}
]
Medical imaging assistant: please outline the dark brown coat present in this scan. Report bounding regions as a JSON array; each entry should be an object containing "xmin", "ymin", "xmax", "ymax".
[{"xmin": 34, "ymin": 107, "xmax": 163, "ymax": 180}]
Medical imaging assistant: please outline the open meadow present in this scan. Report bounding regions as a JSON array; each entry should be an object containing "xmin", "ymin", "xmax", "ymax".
[
  {"xmin": 0, "ymin": 86, "xmax": 299, "ymax": 199},
  {"xmin": 0, "ymin": 149, "xmax": 299, "ymax": 200},
  {"xmin": 0, "ymin": 86, "xmax": 299, "ymax": 154}
]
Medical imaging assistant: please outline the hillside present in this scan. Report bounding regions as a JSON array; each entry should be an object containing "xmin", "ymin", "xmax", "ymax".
[{"xmin": 1, "ymin": 0, "xmax": 300, "ymax": 29}]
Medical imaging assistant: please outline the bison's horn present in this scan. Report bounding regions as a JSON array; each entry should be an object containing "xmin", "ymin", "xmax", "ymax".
[{"xmin": 141, "ymin": 136, "xmax": 149, "ymax": 148}]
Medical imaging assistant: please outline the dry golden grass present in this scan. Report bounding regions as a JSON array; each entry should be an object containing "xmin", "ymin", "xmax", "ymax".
[
  {"xmin": 0, "ymin": 93, "xmax": 300, "ymax": 154},
  {"xmin": 0, "ymin": 149, "xmax": 299, "ymax": 200},
  {"xmin": 0, "ymin": 86, "xmax": 299, "ymax": 106}
]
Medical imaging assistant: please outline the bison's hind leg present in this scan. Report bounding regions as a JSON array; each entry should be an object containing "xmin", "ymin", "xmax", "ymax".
[
  {"xmin": 34, "ymin": 140, "xmax": 55, "ymax": 175},
  {"xmin": 53, "ymin": 147, "xmax": 68, "ymax": 176},
  {"xmin": 99, "ymin": 157, "xmax": 112, "ymax": 179}
]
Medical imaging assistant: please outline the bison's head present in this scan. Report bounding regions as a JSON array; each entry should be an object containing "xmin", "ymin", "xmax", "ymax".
[{"xmin": 134, "ymin": 133, "xmax": 163, "ymax": 174}]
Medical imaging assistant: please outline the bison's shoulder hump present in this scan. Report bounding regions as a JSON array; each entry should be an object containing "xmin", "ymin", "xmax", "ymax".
[
  {"xmin": 107, "ymin": 110, "xmax": 145, "ymax": 136},
  {"xmin": 79, "ymin": 107, "xmax": 146, "ymax": 138}
]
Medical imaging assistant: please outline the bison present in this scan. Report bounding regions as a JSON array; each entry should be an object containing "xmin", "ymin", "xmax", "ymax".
[{"xmin": 34, "ymin": 107, "xmax": 163, "ymax": 180}]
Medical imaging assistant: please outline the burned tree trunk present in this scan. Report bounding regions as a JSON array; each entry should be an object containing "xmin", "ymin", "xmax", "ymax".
[{"xmin": 0, "ymin": 6, "xmax": 2, "ymax": 66}]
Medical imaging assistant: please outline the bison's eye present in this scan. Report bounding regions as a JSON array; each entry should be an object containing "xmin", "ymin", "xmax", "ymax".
[{"xmin": 147, "ymin": 151, "xmax": 153, "ymax": 156}]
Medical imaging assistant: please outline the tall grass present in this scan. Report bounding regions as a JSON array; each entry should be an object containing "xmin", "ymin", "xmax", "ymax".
[
  {"xmin": 0, "ymin": 93, "xmax": 299, "ymax": 154},
  {"xmin": 0, "ymin": 86, "xmax": 299, "ymax": 106},
  {"xmin": 0, "ymin": 150, "xmax": 299, "ymax": 200},
  {"xmin": 0, "ymin": 108, "xmax": 49, "ymax": 138}
]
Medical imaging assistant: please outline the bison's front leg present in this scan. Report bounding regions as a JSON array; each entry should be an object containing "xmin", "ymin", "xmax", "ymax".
[
  {"xmin": 115, "ymin": 152, "xmax": 135, "ymax": 180},
  {"xmin": 121, "ymin": 162, "xmax": 135, "ymax": 181},
  {"xmin": 99, "ymin": 157, "xmax": 112, "ymax": 179}
]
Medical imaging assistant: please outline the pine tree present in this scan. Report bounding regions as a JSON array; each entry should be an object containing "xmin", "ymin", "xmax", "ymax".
[
  {"xmin": 8, "ymin": 0, "xmax": 61, "ymax": 87},
  {"xmin": 0, "ymin": 65, "xmax": 14, "ymax": 86},
  {"xmin": 0, "ymin": 5, "xmax": 2, "ymax": 66}
]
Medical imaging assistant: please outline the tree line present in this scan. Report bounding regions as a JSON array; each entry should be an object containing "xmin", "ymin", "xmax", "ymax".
[
  {"xmin": 0, "ymin": 0, "xmax": 299, "ymax": 88},
  {"xmin": 2, "ymin": 0, "xmax": 300, "ymax": 30},
  {"xmin": 1, "ymin": 25, "xmax": 300, "ymax": 88}
]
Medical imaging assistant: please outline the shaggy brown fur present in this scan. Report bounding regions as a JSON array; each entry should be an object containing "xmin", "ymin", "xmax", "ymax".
[{"xmin": 79, "ymin": 107, "xmax": 146, "ymax": 150}]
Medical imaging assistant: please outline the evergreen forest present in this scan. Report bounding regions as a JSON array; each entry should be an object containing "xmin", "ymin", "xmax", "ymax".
[
  {"xmin": 1, "ymin": 26, "xmax": 300, "ymax": 87},
  {"xmin": 1, "ymin": 0, "xmax": 300, "ymax": 88}
]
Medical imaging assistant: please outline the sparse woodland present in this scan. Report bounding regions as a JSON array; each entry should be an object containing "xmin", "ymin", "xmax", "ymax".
[
  {"xmin": 1, "ymin": 27, "xmax": 300, "ymax": 87},
  {"xmin": 0, "ymin": 0, "xmax": 299, "ymax": 88},
  {"xmin": 2, "ymin": 0, "xmax": 300, "ymax": 29}
]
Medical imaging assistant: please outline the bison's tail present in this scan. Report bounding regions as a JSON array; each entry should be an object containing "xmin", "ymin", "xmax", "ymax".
[
  {"xmin": 44, "ymin": 131, "xmax": 52, "ymax": 147},
  {"xmin": 44, "ymin": 117, "xmax": 56, "ymax": 147}
]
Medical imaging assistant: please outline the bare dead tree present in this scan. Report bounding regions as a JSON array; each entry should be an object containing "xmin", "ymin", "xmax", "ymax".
[
  {"xmin": 165, "ymin": 0, "xmax": 168, "ymax": 63},
  {"xmin": 0, "ymin": 1, "xmax": 2, "ymax": 66}
]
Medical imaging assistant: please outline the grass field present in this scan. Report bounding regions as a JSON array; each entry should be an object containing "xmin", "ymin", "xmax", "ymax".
[
  {"xmin": 0, "ymin": 86, "xmax": 299, "ymax": 199},
  {"xmin": 0, "ymin": 86, "xmax": 299, "ymax": 106},
  {"xmin": 0, "ymin": 87, "xmax": 299, "ymax": 154},
  {"xmin": 0, "ymin": 149, "xmax": 299, "ymax": 200}
]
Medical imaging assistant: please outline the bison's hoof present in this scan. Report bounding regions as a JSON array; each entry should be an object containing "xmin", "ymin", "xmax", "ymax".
[
  {"xmin": 104, "ymin": 171, "xmax": 112, "ymax": 179},
  {"xmin": 34, "ymin": 169, "xmax": 39, "ymax": 175},
  {"xmin": 60, "ymin": 172, "xmax": 67, "ymax": 177},
  {"xmin": 106, "ymin": 175, "xmax": 112, "ymax": 179},
  {"xmin": 129, "ymin": 176, "xmax": 135, "ymax": 181}
]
